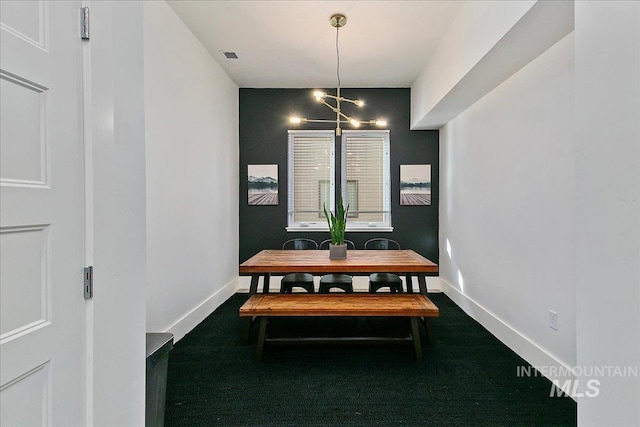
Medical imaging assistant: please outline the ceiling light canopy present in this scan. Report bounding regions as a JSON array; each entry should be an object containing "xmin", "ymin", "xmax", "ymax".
[{"xmin": 289, "ymin": 14, "xmax": 387, "ymax": 135}]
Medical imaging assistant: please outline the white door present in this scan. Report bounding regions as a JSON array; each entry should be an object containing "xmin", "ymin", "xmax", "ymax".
[{"xmin": 1, "ymin": 1, "xmax": 86, "ymax": 425}]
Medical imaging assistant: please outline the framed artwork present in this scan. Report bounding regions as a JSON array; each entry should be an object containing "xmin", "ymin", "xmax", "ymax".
[
  {"xmin": 400, "ymin": 164, "xmax": 431, "ymax": 206},
  {"xmin": 248, "ymin": 164, "xmax": 278, "ymax": 205}
]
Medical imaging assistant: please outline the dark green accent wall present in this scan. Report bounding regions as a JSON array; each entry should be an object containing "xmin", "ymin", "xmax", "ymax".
[{"xmin": 239, "ymin": 88, "xmax": 439, "ymax": 264}]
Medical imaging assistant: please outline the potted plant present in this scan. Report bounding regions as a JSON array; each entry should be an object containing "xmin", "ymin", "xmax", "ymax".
[{"xmin": 323, "ymin": 194, "xmax": 349, "ymax": 259}]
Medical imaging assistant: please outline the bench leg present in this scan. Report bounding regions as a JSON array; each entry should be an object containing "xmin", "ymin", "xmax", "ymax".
[
  {"xmin": 422, "ymin": 317, "xmax": 434, "ymax": 344},
  {"xmin": 410, "ymin": 317, "xmax": 423, "ymax": 362},
  {"xmin": 242, "ymin": 317, "xmax": 253, "ymax": 344},
  {"xmin": 255, "ymin": 317, "xmax": 268, "ymax": 361},
  {"xmin": 263, "ymin": 274, "xmax": 271, "ymax": 293},
  {"xmin": 416, "ymin": 316, "xmax": 435, "ymax": 343}
]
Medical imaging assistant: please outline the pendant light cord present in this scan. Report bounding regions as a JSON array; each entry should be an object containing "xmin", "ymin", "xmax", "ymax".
[{"xmin": 336, "ymin": 24, "xmax": 341, "ymax": 88}]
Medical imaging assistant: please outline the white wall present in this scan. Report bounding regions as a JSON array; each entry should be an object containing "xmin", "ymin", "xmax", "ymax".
[
  {"xmin": 412, "ymin": 1, "xmax": 574, "ymax": 130},
  {"xmin": 440, "ymin": 33, "xmax": 576, "ymax": 374},
  {"xmin": 90, "ymin": 1, "xmax": 147, "ymax": 425},
  {"xmin": 143, "ymin": 1, "xmax": 239, "ymax": 341},
  {"xmin": 574, "ymin": 2, "xmax": 640, "ymax": 425},
  {"xmin": 412, "ymin": 0, "xmax": 534, "ymax": 125}
]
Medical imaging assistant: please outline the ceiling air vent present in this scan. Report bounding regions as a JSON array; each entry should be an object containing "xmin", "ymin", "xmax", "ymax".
[{"xmin": 220, "ymin": 51, "xmax": 241, "ymax": 66}]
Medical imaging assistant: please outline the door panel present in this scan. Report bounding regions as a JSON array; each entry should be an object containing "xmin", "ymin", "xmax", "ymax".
[
  {"xmin": 1, "ymin": 1, "xmax": 86, "ymax": 425},
  {"xmin": 0, "ymin": 225, "xmax": 49, "ymax": 339},
  {"xmin": 0, "ymin": 73, "xmax": 47, "ymax": 186}
]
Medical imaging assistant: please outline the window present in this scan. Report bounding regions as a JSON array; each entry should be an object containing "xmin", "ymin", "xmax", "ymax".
[
  {"xmin": 341, "ymin": 130, "xmax": 391, "ymax": 231},
  {"xmin": 287, "ymin": 129, "xmax": 391, "ymax": 232},
  {"xmin": 287, "ymin": 130, "xmax": 335, "ymax": 230}
]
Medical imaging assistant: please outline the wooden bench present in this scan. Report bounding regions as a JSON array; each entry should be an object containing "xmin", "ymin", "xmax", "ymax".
[{"xmin": 239, "ymin": 293, "xmax": 439, "ymax": 361}]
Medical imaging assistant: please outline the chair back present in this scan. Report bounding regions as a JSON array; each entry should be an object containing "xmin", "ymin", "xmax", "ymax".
[
  {"xmin": 282, "ymin": 238, "xmax": 318, "ymax": 250},
  {"xmin": 364, "ymin": 238, "xmax": 400, "ymax": 250},
  {"xmin": 319, "ymin": 239, "xmax": 355, "ymax": 250}
]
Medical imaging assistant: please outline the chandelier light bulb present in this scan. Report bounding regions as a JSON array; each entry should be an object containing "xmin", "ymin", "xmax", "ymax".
[
  {"xmin": 313, "ymin": 91, "xmax": 326, "ymax": 99},
  {"xmin": 355, "ymin": 100, "xmax": 364, "ymax": 107},
  {"xmin": 375, "ymin": 120, "xmax": 387, "ymax": 126},
  {"xmin": 290, "ymin": 117, "xmax": 302, "ymax": 124},
  {"xmin": 350, "ymin": 119, "xmax": 360, "ymax": 127}
]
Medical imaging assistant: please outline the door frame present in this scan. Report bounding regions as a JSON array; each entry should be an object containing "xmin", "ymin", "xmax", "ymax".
[{"xmin": 85, "ymin": 1, "xmax": 146, "ymax": 425}]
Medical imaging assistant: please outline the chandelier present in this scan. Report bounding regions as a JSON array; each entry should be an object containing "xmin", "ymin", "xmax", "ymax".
[{"xmin": 289, "ymin": 14, "xmax": 387, "ymax": 136}]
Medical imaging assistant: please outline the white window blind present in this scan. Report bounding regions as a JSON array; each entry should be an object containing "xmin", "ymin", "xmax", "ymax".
[
  {"xmin": 341, "ymin": 130, "xmax": 391, "ymax": 229},
  {"xmin": 287, "ymin": 130, "xmax": 335, "ymax": 230}
]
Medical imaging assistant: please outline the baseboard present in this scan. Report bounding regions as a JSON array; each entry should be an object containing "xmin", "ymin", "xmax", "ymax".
[
  {"xmin": 439, "ymin": 278, "xmax": 577, "ymax": 399},
  {"xmin": 236, "ymin": 275, "xmax": 443, "ymax": 293},
  {"xmin": 166, "ymin": 277, "xmax": 241, "ymax": 343}
]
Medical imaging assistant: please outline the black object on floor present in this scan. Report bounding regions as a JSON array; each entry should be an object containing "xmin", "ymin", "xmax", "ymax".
[
  {"xmin": 146, "ymin": 332, "xmax": 174, "ymax": 427},
  {"xmin": 165, "ymin": 293, "xmax": 576, "ymax": 426}
]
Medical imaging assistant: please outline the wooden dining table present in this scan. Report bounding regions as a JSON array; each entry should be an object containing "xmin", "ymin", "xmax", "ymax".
[{"xmin": 239, "ymin": 249, "xmax": 438, "ymax": 295}]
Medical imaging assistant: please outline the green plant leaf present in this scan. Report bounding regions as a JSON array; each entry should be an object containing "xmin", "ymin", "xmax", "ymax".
[{"xmin": 323, "ymin": 193, "xmax": 349, "ymax": 245}]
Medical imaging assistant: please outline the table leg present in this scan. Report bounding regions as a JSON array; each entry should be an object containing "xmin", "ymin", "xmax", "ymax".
[
  {"xmin": 249, "ymin": 275, "xmax": 260, "ymax": 294},
  {"xmin": 263, "ymin": 273, "xmax": 271, "ymax": 293},
  {"xmin": 417, "ymin": 274, "xmax": 428, "ymax": 295},
  {"xmin": 411, "ymin": 317, "xmax": 423, "ymax": 362},
  {"xmin": 255, "ymin": 317, "xmax": 268, "ymax": 361},
  {"xmin": 405, "ymin": 273, "xmax": 414, "ymax": 293}
]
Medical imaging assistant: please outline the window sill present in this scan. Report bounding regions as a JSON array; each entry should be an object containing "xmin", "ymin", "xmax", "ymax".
[
  {"xmin": 286, "ymin": 225, "xmax": 394, "ymax": 233},
  {"xmin": 346, "ymin": 225, "xmax": 394, "ymax": 232},
  {"xmin": 286, "ymin": 226, "xmax": 329, "ymax": 232}
]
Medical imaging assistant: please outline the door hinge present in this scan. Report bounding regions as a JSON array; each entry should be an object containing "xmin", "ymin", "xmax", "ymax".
[
  {"xmin": 81, "ymin": 6, "xmax": 90, "ymax": 40},
  {"xmin": 84, "ymin": 266, "xmax": 93, "ymax": 299}
]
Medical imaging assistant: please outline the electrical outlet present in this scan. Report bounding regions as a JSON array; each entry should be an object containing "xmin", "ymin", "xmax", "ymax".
[{"xmin": 549, "ymin": 310, "xmax": 558, "ymax": 331}]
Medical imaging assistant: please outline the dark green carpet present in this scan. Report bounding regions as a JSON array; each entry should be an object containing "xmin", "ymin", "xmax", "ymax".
[{"xmin": 165, "ymin": 293, "xmax": 576, "ymax": 426}]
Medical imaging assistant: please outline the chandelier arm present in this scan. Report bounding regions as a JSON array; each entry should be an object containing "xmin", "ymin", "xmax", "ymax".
[
  {"xmin": 338, "ymin": 111, "xmax": 352, "ymax": 121},
  {"xmin": 319, "ymin": 99, "xmax": 338, "ymax": 112},
  {"xmin": 321, "ymin": 93, "xmax": 339, "ymax": 101},
  {"xmin": 304, "ymin": 119, "xmax": 365, "ymax": 124},
  {"xmin": 341, "ymin": 98, "xmax": 360, "ymax": 105},
  {"xmin": 304, "ymin": 119, "xmax": 336, "ymax": 123},
  {"xmin": 323, "ymin": 93, "xmax": 359, "ymax": 105}
]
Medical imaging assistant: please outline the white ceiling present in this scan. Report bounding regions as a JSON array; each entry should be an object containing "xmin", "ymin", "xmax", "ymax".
[{"xmin": 167, "ymin": 1, "xmax": 466, "ymax": 88}]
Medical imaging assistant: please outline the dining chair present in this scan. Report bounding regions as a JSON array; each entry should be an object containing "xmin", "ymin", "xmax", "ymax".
[
  {"xmin": 318, "ymin": 239, "xmax": 356, "ymax": 293},
  {"xmin": 364, "ymin": 238, "xmax": 403, "ymax": 293},
  {"xmin": 280, "ymin": 238, "xmax": 318, "ymax": 293}
]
